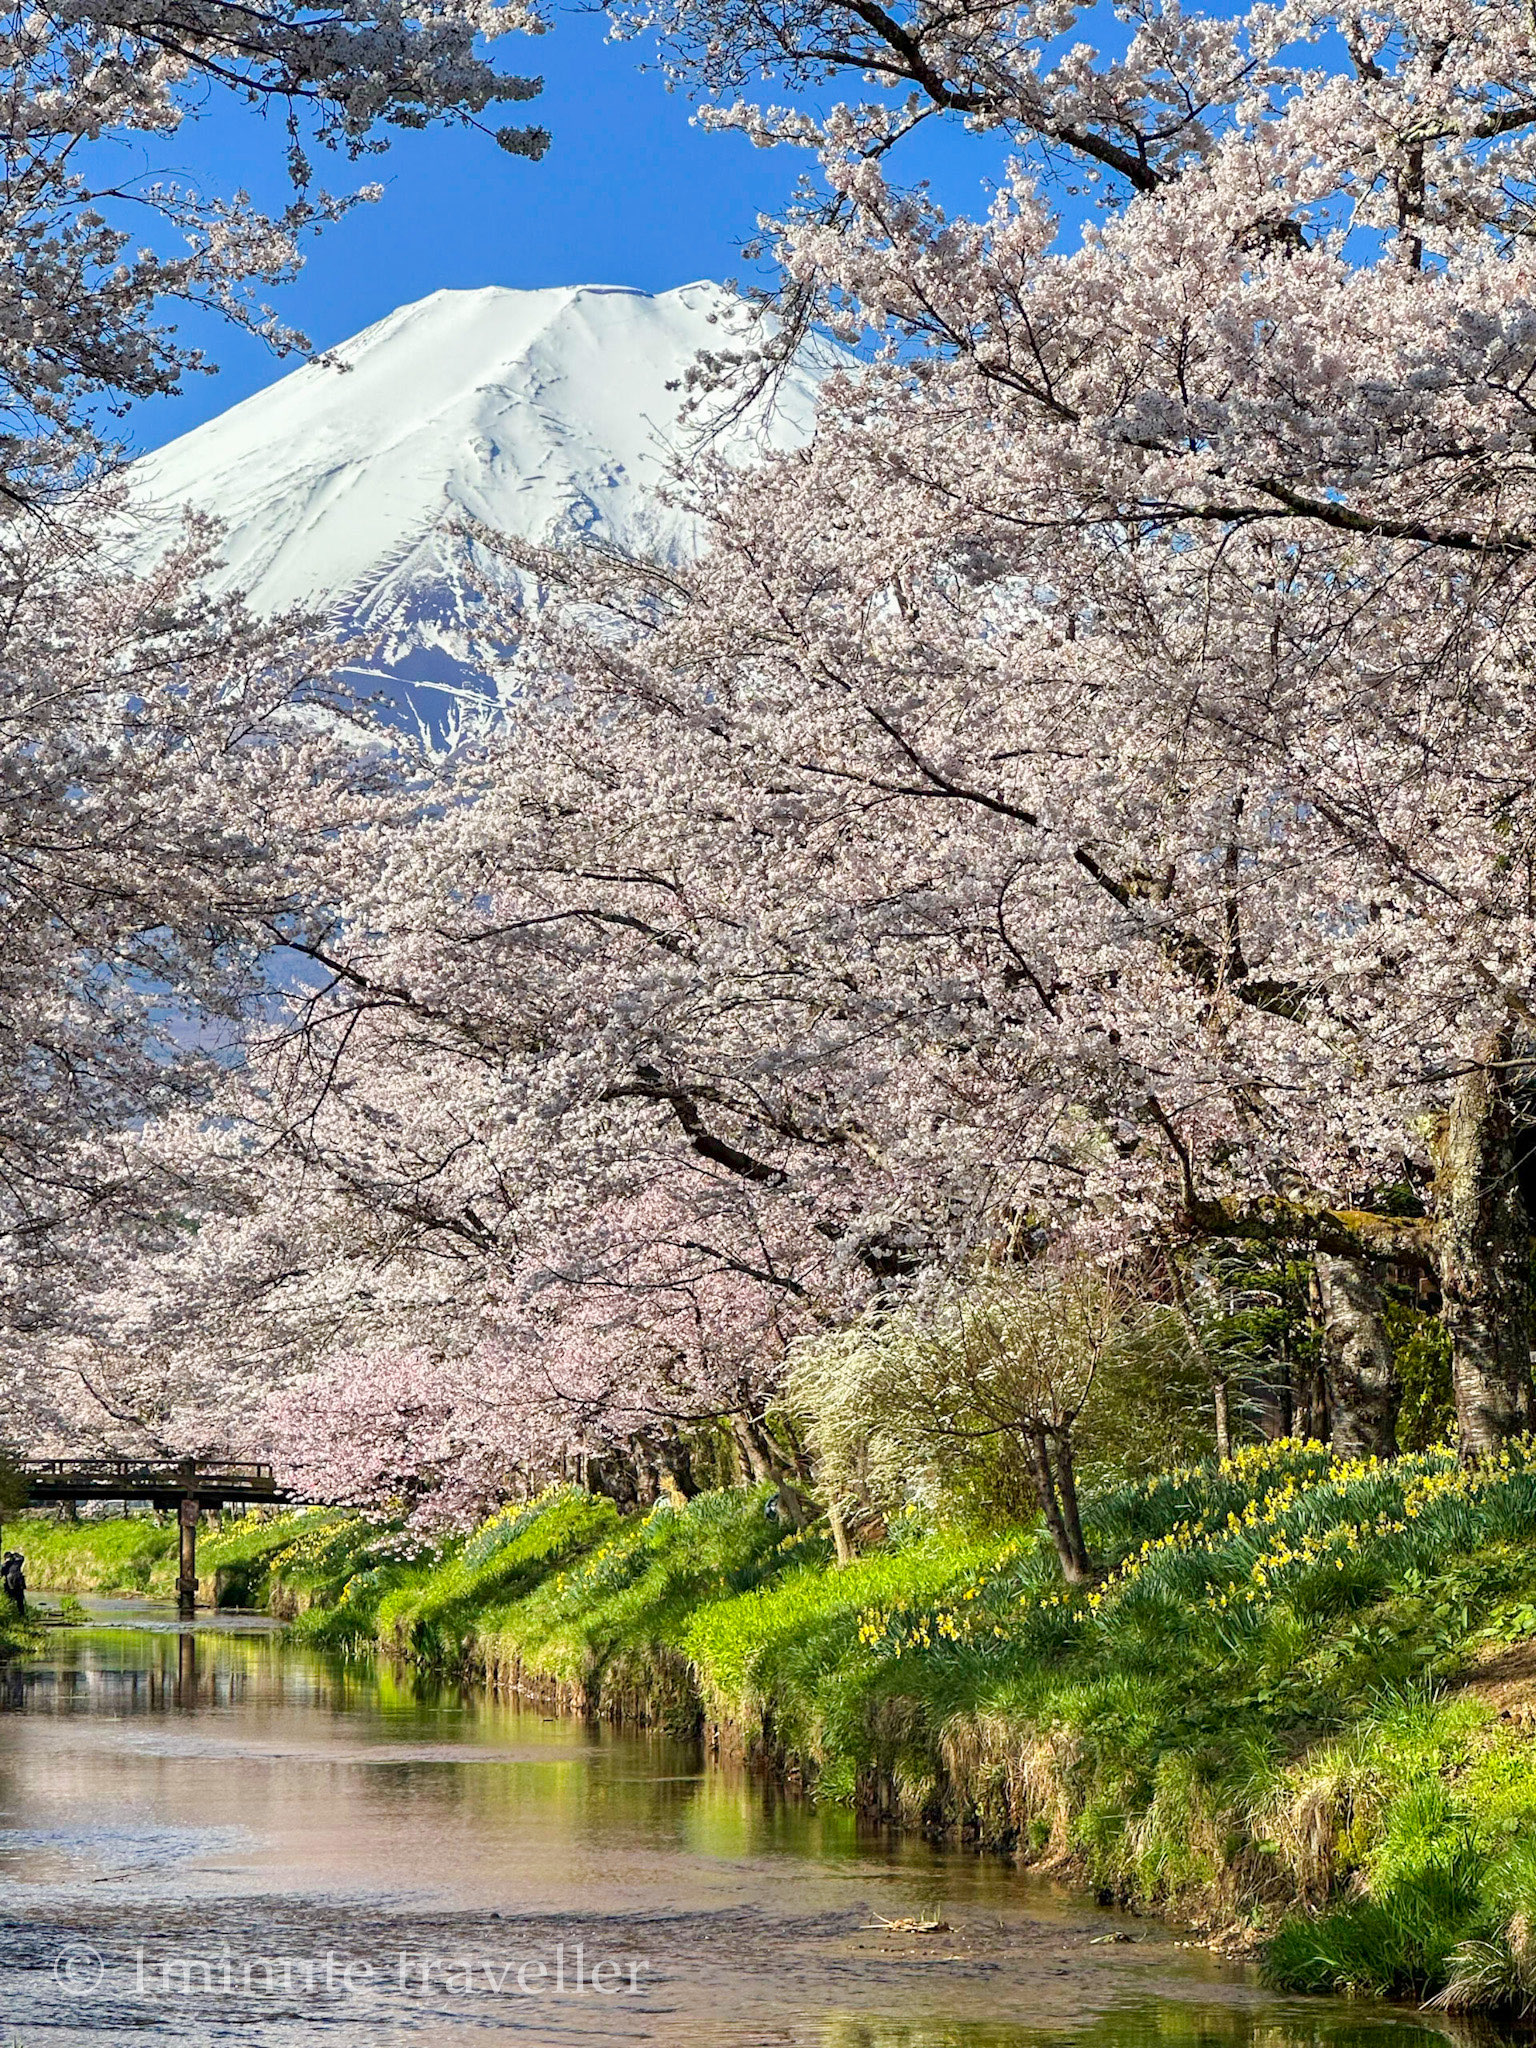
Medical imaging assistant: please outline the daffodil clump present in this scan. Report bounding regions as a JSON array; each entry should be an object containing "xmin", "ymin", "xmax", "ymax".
[
  {"xmin": 461, "ymin": 1485, "xmax": 571, "ymax": 1567},
  {"xmin": 855, "ymin": 1536, "xmax": 1029, "ymax": 1658},
  {"xmin": 850, "ymin": 1440, "xmax": 1536, "ymax": 1666}
]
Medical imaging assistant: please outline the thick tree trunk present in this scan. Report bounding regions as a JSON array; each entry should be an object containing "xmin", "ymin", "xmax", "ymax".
[
  {"xmin": 774, "ymin": 1478, "xmax": 810, "ymax": 1530},
  {"xmin": 778, "ymin": 1413, "xmax": 815, "ymax": 1483},
  {"xmin": 1437, "ymin": 1027, "xmax": 1534, "ymax": 1459},
  {"xmin": 586, "ymin": 1450, "xmax": 640, "ymax": 1508},
  {"xmin": 725, "ymin": 1429, "xmax": 749, "ymax": 1486},
  {"xmin": 732, "ymin": 1415, "xmax": 775, "ymax": 1484},
  {"xmin": 731, "ymin": 1414, "xmax": 812, "ymax": 1526},
  {"xmin": 1277, "ymin": 1343, "xmax": 1294, "ymax": 1441},
  {"xmin": 1167, "ymin": 1261, "xmax": 1232, "ymax": 1459},
  {"xmin": 1254, "ymin": 1345, "xmax": 1293, "ymax": 1441},
  {"xmin": 1294, "ymin": 1360, "xmax": 1326, "ymax": 1444},
  {"xmin": 1313, "ymin": 1252, "xmax": 1400, "ymax": 1458},
  {"xmin": 658, "ymin": 1436, "xmax": 700, "ymax": 1500},
  {"xmin": 631, "ymin": 1434, "xmax": 662, "ymax": 1508},
  {"xmin": 1276, "ymin": 1343, "xmax": 1294, "ymax": 1439}
]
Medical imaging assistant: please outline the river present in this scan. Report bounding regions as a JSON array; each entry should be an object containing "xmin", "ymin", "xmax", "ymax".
[{"xmin": 0, "ymin": 1600, "xmax": 1500, "ymax": 2047}]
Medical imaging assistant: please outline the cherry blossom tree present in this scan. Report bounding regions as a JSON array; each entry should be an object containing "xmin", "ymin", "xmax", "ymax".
[
  {"xmin": 176, "ymin": 670, "xmax": 1066, "ymax": 1498},
  {"xmin": 0, "ymin": 500, "xmax": 387, "ymax": 1439},
  {"xmin": 79, "ymin": 0, "xmax": 1536, "ymax": 1493},
  {"xmin": 564, "ymin": 0, "xmax": 1536, "ymax": 1455},
  {"xmin": 224, "ymin": 1039, "xmax": 864, "ymax": 1510},
  {"xmin": 0, "ymin": 0, "xmax": 552, "ymax": 1442}
]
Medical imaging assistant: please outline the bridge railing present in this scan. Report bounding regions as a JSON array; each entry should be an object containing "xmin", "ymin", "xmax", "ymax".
[
  {"xmin": 21, "ymin": 1457, "xmax": 276, "ymax": 1474},
  {"xmin": 17, "ymin": 1458, "xmax": 281, "ymax": 1490}
]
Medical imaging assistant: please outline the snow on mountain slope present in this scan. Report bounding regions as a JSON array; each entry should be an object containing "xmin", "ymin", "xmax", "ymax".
[{"xmin": 131, "ymin": 282, "xmax": 829, "ymax": 727}]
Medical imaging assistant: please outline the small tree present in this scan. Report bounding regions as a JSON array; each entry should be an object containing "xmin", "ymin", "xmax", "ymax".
[{"xmin": 792, "ymin": 1252, "xmax": 1147, "ymax": 1584}]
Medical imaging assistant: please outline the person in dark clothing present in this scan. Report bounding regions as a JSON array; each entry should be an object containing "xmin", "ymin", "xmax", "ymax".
[{"xmin": 2, "ymin": 1550, "xmax": 25, "ymax": 1612}]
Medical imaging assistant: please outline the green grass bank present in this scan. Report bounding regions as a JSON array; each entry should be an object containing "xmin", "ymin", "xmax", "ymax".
[
  {"xmin": 0, "ymin": 1605, "xmax": 39, "ymax": 1658},
  {"xmin": 17, "ymin": 1439, "xmax": 1536, "ymax": 2016}
]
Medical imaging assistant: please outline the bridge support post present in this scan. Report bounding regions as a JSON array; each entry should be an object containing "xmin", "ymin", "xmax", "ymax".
[
  {"xmin": 177, "ymin": 1489, "xmax": 199, "ymax": 1617},
  {"xmin": 176, "ymin": 1628, "xmax": 197, "ymax": 1706}
]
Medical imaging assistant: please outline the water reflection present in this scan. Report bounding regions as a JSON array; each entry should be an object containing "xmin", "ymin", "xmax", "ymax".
[
  {"xmin": 815, "ymin": 2021, "xmax": 1499, "ymax": 2048},
  {"xmin": 0, "ymin": 1608, "xmax": 1518, "ymax": 2048}
]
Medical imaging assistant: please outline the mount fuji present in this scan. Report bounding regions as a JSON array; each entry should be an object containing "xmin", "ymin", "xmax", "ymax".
[{"xmin": 130, "ymin": 281, "xmax": 829, "ymax": 729}]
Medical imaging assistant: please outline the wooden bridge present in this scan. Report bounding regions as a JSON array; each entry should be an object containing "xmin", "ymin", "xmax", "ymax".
[{"xmin": 10, "ymin": 1458, "xmax": 290, "ymax": 1617}]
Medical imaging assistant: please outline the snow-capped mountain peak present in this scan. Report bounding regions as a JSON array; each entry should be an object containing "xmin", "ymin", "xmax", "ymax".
[{"xmin": 130, "ymin": 282, "xmax": 828, "ymax": 724}]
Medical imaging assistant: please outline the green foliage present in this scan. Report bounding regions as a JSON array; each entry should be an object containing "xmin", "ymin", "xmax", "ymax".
[
  {"xmin": 461, "ymin": 1488, "xmax": 579, "ymax": 1567},
  {"xmin": 0, "ymin": 1607, "xmax": 40, "ymax": 1655},
  {"xmin": 1072, "ymin": 1311, "xmax": 1213, "ymax": 1485},
  {"xmin": 374, "ymin": 1435, "xmax": 1536, "ymax": 2013},
  {"xmin": 13, "ymin": 1511, "xmax": 176, "ymax": 1591},
  {"xmin": 453, "ymin": 1485, "xmax": 826, "ymax": 1719},
  {"xmin": 789, "ymin": 1254, "xmax": 1189, "ymax": 1528},
  {"xmin": 1171, "ymin": 1248, "xmax": 1322, "ymax": 1450},
  {"xmin": 227, "ymin": 1509, "xmax": 440, "ymax": 1621},
  {"xmin": 10, "ymin": 1505, "xmax": 432, "ymax": 1617},
  {"xmin": 683, "ymin": 1526, "xmax": 1009, "ymax": 1780},
  {"xmin": 376, "ymin": 1487, "xmax": 620, "ymax": 1661},
  {"xmin": 0, "ymin": 1444, "xmax": 28, "ymax": 1518},
  {"xmin": 1185, "ymin": 1250, "xmax": 1315, "ymax": 1400},
  {"xmin": 1265, "ymin": 1689, "xmax": 1536, "ymax": 2003},
  {"xmin": 1386, "ymin": 1294, "xmax": 1456, "ymax": 1451},
  {"xmin": 285, "ymin": 1557, "xmax": 428, "ymax": 1648}
]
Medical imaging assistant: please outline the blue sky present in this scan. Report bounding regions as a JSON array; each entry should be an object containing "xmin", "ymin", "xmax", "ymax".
[{"xmin": 129, "ymin": 7, "xmax": 994, "ymax": 454}]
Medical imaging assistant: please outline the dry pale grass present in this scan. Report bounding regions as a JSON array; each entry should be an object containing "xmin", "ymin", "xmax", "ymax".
[
  {"xmin": 1257, "ymin": 1749, "xmax": 1387, "ymax": 1905},
  {"xmin": 939, "ymin": 1709, "xmax": 1082, "ymax": 1861},
  {"xmin": 1427, "ymin": 1912, "xmax": 1536, "ymax": 2017}
]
